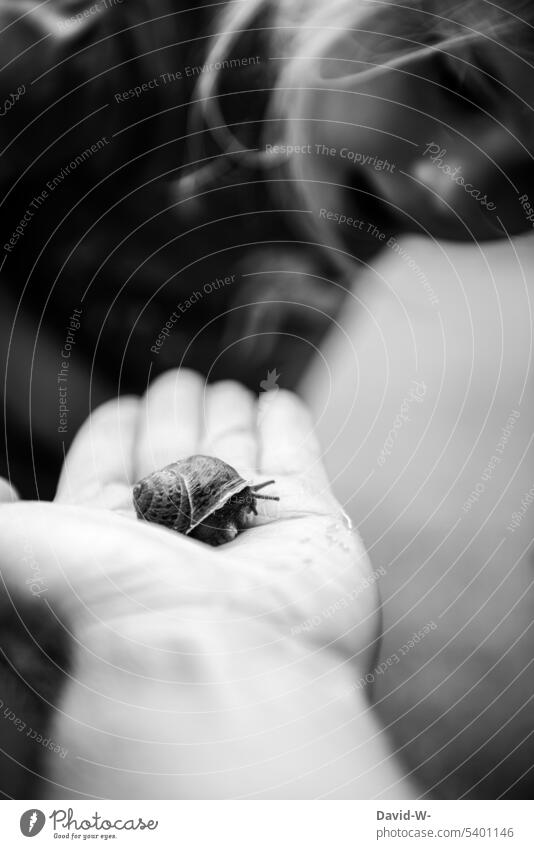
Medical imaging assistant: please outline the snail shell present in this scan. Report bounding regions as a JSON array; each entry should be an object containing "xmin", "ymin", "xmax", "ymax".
[{"xmin": 133, "ymin": 454, "xmax": 279, "ymax": 546}]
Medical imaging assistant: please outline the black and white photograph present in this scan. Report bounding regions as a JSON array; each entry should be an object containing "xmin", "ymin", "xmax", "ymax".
[{"xmin": 0, "ymin": 0, "xmax": 533, "ymax": 837}]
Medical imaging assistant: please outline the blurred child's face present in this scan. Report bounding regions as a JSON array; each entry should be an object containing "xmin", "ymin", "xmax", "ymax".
[{"xmin": 298, "ymin": 26, "xmax": 534, "ymax": 243}]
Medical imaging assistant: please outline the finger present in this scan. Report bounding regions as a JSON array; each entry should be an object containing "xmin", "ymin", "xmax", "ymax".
[
  {"xmin": 134, "ymin": 369, "xmax": 204, "ymax": 480},
  {"xmin": 55, "ymin": 395, "xmax": 139, "ymax": 505},
  {"xmin": 200, "ymin": 380, "xmax": 258, "ymax": 475},
  {"xmin": 258, "ymin": 389, "xmax": 331, "ymax": 492},
  {"xmin": 0, "ymin": 478, "xmax": 19, "ymax": 503}
]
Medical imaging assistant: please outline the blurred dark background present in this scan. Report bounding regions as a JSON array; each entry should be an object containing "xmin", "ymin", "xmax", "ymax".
[{"xmin": 0, "ymin": 0, "xmax": 371, "ymax": 499}]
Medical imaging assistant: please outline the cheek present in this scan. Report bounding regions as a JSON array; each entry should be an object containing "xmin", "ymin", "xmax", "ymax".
[
  {"xmin": 313, "ymin": 84, "xmax": 430, "ymax": 167},
  {"xmin": 292, "ymin": 74, "xmax": 534, "ymax": 239},
  {"xmin": 409, "ymin": 124, "xmax": 534, "ymax": 234}
]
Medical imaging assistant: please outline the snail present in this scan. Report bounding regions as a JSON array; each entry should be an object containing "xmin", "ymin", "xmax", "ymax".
[{"xmin": 132, "ymin": 455, "xmax": 279, "ymax": 546}]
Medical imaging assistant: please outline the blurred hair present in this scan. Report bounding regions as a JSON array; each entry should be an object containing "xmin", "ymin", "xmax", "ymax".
[
  {"xmin": 179, "ymin": 0, "xmax": 534, "ymax": 261},
  {"xmin": 194, "ymin": 0, "xmax": 533, "ymax": 144}
]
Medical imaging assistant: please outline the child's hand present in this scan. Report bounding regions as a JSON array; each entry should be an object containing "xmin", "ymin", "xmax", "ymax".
[{"xmin": 0, "ymin": 371, "xmax": 410, "ymax": 799}]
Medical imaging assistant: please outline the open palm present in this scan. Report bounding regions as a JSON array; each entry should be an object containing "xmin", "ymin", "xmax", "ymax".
[{"xmin": 0, "ymin": 371, "xmax": 408, "ymax": 799}]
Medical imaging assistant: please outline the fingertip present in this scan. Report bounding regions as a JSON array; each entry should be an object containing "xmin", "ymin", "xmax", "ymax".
[
  {"xmin": 134, "ymin": 368, "xmax": 205, "ymax": 479},
  {"xmin": 206, "ymin": 379, "xmax": 255, "ymax": 406},
  {"xmin": 258, "ymin": 389, "xmax": 329, "ymax": 488},
  {"xmin": 201, "ymin": 380, "xmax": 257, "ymax": 472},
  {"xmin": 0, "ymin": 478, "xmax": 19, "ymax": 504},
  {"xmin": 86, "ymin": 394, "xmax": 140, "ymax": 428},
  {"xmin": 258, "ymin": 388, "xmax": 317, "ymax": 439},
  {"xmin": 55, "ymin": 395, "xmax": 140, "ymax": 503},
  {"xmin": 147, "ymin": 368, "xmax": 205, "ymax": 397}
]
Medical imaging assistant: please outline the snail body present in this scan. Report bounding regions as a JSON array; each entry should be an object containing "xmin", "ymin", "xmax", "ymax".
[{"xmin": 133, "ymin": 455, "xmax": 279, "ymax": 546}]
